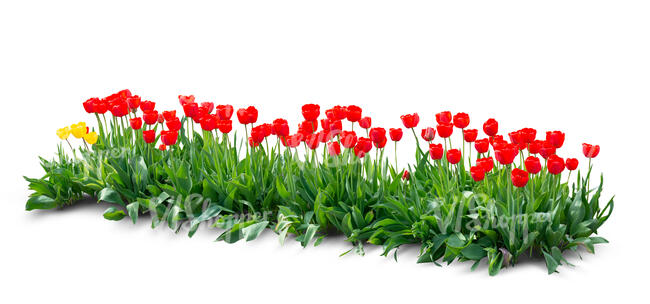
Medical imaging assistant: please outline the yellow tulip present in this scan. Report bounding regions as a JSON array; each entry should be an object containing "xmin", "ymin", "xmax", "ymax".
[
  {"xmin": 56, "ymin": 127, "xmax": 71, "ymax": 140},
  {"xmin": 84, "ymin": 131, "xmax": 98, "ymax": 145},
  {"xmin": 71, "ymin": 122, "xmax": 87, "ymax": 139}
]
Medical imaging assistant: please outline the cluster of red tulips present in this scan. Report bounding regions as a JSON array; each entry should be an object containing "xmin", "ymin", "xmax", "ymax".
[{"xmin": 81, "ymin": 89, "xmax": 601, "ymax": 188}]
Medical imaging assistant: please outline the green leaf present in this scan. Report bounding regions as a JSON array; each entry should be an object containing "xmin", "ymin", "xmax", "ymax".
[
  {"xmin": 126, "ymin": 202, "xmax": 139, "ymax": 224},
  {"xmin": 543, "ymin": 250, "xmax": 560, "ymax": 274},
  {"xmin": 97, "ymin": 187, "xmax": 124, "ymax": 206},
  {"xmin": 461, "ymin": 244, "xmax": 487, "ymax": 260},
  {"xmin": 25, "ymin": 195, "xmax": 57, "ymax": 211},
  {"xmin": 301, "ymin": 224, "xmax": 319, "ymax": 247},
  {"xmin": 242, "ymin": 221, "xmax": 269, "ymax": 242},
  {"xmin": 103, "ymin": 207, "xmax": 126, "ymax": 221}
]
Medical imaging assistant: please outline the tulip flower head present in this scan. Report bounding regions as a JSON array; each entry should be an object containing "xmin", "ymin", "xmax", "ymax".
[
  {"xmin": 359, "ymin": 117, "xmax": 372, "ymax": 129},
  {"xmin": 475, "ymin": 138, "xmax": 490, "ymax": 154},
  {"xmin": 178, "ymin": 95, "xmax": 195, "ymax": 106},
  {"xmin": 402, "ymin": 170, "xmax": 410, "ymax": 181},
  {"xmin": 539, "ymin": 141, "xmax": 556, "ymax": 159},
  {"xmin": 436, "ymin": 123, "xmax": 453, "ymax": 138},
  {"xmin": 547, "ymin": 155, "xmax": 565, "ymax": 175},
  {"xmin": 546, "ymin": 131, "xmax": 565, "ymax": 148},
  {"xmin": 389, "ymin": 128, "xmax": 403, "ymax": 141},
  {"xmin": 494, "ymin": 143, "xmax": 517, "ymax": 165},
  {"xmin": 302, "ymin": 104, "xmax": 320, "ymax": 121},
  {"xmin": 143, "ymin": 111, "xmax": 159, "ymax": 125},
  {"xmin": 161, "ymin": 130, "xmax": 178, "ymax": 146},
  {"xmin": 429, "ymin": 143, "xmax": 444, "ymax": 160},
  {"xmin": 328, "ymin": 141, "xmax": 341, "ymax": 156},
  {"xmin": 56, "ymin": 127, "xmax": 71, "ymax": 140},
  {"xmin": 340, "ymin": 131, "xmax": 358, "ymax": 148},
  {"xmin": 483, "ymin": 119, "xmax": 499, "ymax": 137},
  {"xmin": 400, "ymin": 113, "xmax": 420, "ymax": 129},
  {"xmin": 141, "ymin": 100, "xmax": 156, "ymax": 112},
  {"xmin": 463, "ymin": 129, "xmax": 478, "ymax": 143},
  {"xmin": 435, "ymin": 111, "xmax": 452, "ymax": 124},
  {"xmin": 369, "ymin": 128, "xmax": 387, "ymax": 144},
  {"xmin": 143, "ymin": 130, "xmax": 156, "ymax": 144},
  {"xmin": 130, "ymin": 117, "xmax": 143, "ymax": 130},
  {"xmin": 421, "ymin": 127, "xmax": 436, "ymax": 142},
  {"xmin": 452, "ymin": 112, "xmax": 470, "ymax": 129},
  {"xmin": 346, "ymin": 105, "xmax": 362, "ymax": 122},
  {"xmin": 477, "ymin": 157, "xmax": 494, "ymax": 172},
  {"xmin": 582, "ymin": 143, "xmax": 600, "ymax": 158},
  {"xmin": 83, "ymin": 98, "xmax": 98, "ymax": 113},
  {"xmin": 511, "ymin": 168, "xmax": 529, "ymax": 188},
  {"xmin": 216, "ymin": 105, "xmax": 234, "ymax": 120},
  {"xmin": 446, "ymin": 149, "xmax": 462, "ymax": 164},
  {"xmin": 83, "ymin": 131, "xmax": 98, "ymax": 145},
  {"xmin": 525, "ymin": 156, "xmax": 542, "ymax": 174},
  {"xmin": 200, "ymin": 115, "xmax": 218, "ymax": 131},
  {"xmin": 159, "ymin": 144, "xmax": 167, "ymax": 151},
  {"xmin": 566, "ymin": 158, "xmax": 579, "ymax": 171},
  {"xmin": 470, "ymin": 166, "xmax": 485, "ymax": 182},
  {"xmin": 70, "ymin": 122, "xmax": 87, "ymax": 139},
  {"xmin": 272, "ymin": 119, "xmax": 290, "ymax": 137}
]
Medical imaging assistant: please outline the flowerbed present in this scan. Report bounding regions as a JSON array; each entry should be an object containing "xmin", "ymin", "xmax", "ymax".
[{"xmin": 24, "ymin": 90, "xmax": 613, "ymax": 275}]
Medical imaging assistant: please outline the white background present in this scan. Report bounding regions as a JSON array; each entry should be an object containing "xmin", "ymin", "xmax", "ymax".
[{"xmin": 1, "ymin": 0, "xmax": 649, "ymax": 303}]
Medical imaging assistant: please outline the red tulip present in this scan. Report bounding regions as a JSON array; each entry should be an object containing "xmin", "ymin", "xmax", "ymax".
[
  {"xmin": 490, "ymin": 135, "xmax": 506, "ymax": 147},
  {"xmin": 250, "ymin": 126, "xmax": 266, "ymax": 144},
  {"xmin": 511, "ymin": 168, "xmax": 529, "ymax": 188},
  {"xmin": 166, "ymin": 118, "xmax": 182, "ymax": 132},
  {"xmin": 329, "ymin": 119, "xmax": 343, "ymax": 135},
  {"xmin": 298, "ymin": 120, "xmax": 318, "ymax": 134},
  {"xmin": 92, "ymin": 99, "xmax": 108, "ymax": 114},
  {"xmin": 429, "ymin": 143, "xmax": 444, "ymax": 160},
  {"xmin": 477, "ymin": 157, "xmax": 494, "ymax": 172},
  {"xmin": 528, "ymin": 140, "xmax": 543, "ymax": 155},
  {"xmin": 192, "ymin": 107, "xmax": 208, "ymax": 124},
  {"xmin": 483, "ymin": 118, "xmax": 498, "ymax": 137},
  {"xmin": 157, "ymin": 113, "xmax": 164, "ymax": 124},
  {"xmin": 328, "ymin": 141, "xmax": 341, "ymax": 156},
  {"xmin": 474, "ymin": 138, "xmax": 490, "ymax": 154},
  {"xmin": 566, "ymin": 158, "xmax": 579, "ymax": 171},
  {"xmin": 436, "ymin": 123, "xmax": 453, "ymax": 138},
  {"xmin": 162, "ymin": 110, "xmax": 177, "ymax": 122},
  {"xmin": 494, "ymin": 143, "xmax": 517, "ymax": 165},
  {"xmin": 83, "ymin": 98, "xmax": 98, "ymax": 113},
  {"xmin": 200, "ymin": 115, "xmax": 217, "ymax": 131},
  {"xmin": 369, "ymin": 128, "xmax": 387, "ymax": 143},
  {"xmin": 129, "ymin": 117, "xmax": 143, "ymax": 130},
  {"xmin": 470, "ymin": 166, "xmax": 485, "ymax": 182},
  {"xmin": 402, "ymin": 170, "xmax": 410, "ymax": 181},
  {"xmin": 272, "ymin": 119, "xmax": 290, "ymax": 137},
  {"xmin": 525, "ymin": 156, "xmax": 542, "ymax": 174},
  {"xmin": 110, "ymin": 101, "xmax": 129, "ymax": 117},
  {"xmin": 508, "ymin": 130, "xmax": 523, "ymax": 144},
  {"xmin": 389, "ymin": 128, "xmax": 403, "ymax": 141},
  {"xmin": 249, "ymin": 137, "xmax": 260, "ymax": 148},
  {"xmin": 159, "ymin": 144, "xmax": 167, "ymax": 151},
  {"xmin": 546, "ymin": 131, "xmax": 565, "ymax": 148},
  {"xmin": 178, "ymin": 95, "xmax": 195, "ymax": 106},
  {"xmin": 582, "ymin": 143, "xmax": 600, "ymax": 158},
  {"xmin": 400, "ymin": 113, "xmax": 420, "ymax": 129},
  {"xmin": 141, "ymin": 100, "xmax": 156, "ymax": 112},
  {"xmin": 182, "ymin": 102, "xmax": 199, "ymax": 118},
  {"xmin": 200, "ymin": 102, "xmax": 214, "ymax": 114},
  {"xmin": 357, "ymin": 137, "xmax": 373, "ymax": 153},
  {"xmin": 126, "ymin": 95, "xmax": 141, "ymax": 110},
  {"xmin": 215, "ymin": 119, "xmax": 231, "ymax": 133},
  {"xmin": 539, "ymin": 141, "xmax": 556, "ymax": 159},
  {"xmin": 320, "ymin": 118, "xmax": 332, "ymax": 131},
  {"xmin": 359, "ymin": 117, "xmax": 372, "ymax": 129},
  {"xmin": 463, "ymin": 129, "xmax": 478, "ymax": 142},
  {"xmin": 340, "ymin": 131, "xmax": 357, "ymax": 148},
  {"xmin": 284, "ymin": 134, "xmax": 302, "ymax": 148},
  {"xmin": 435, "ymin": 111, "xmax": 452, "ymax": 124},
  {"xmin": 446, "ymin": 149, "xmax": 461, "ymax": 164},
  {"xmin": 236, "ymin": 106, "xmax": 258, "ymax": 125},
  {"xmin": 216, "ymin": 105, "xmax": 234, "ymax": 120},
  {"xmin": 520, "ymin": 128, "xmax": 536, "ymax": 144},
  {"xmin": 143, "ymin": 130, "xmax": 156, "ymax": 144},
  {"xmin": 547, "ymin": 155, "xmax": 565, "ymax": 175},
  {"xmin": 353, "ymin": 145, "xmax": 366, "ymax": 158},
  {"xmin": 143, "ymin": 110, "xmax": 159, "ymax": 125},
  {"xmin": 421, "ymin": 127, "xmax": 436, "ymax": 141},
  {"xmin": 326, "ymin": 106, "xmax": 347, "ymax": 121},
  {"xmin": 302, "ymin": 104, "xmax": 320, "ymax": 121},
  {"xmin": 346, "ymin": 105, "xmax": 362, "ymax": 122},
  {"xmin": 305, "ymin": 134, "xmax": 320, "ymax": 150},
  {"xmin": 160, "ymin": 130, "xmax": 178, "ymax": 146},
  {"xmin": 373, "ymin": 136, "xmax": 388, "ymax": 148},
  {"xmin": 452, "ymin": 112, "xmax": 470, "ymax": 129}
]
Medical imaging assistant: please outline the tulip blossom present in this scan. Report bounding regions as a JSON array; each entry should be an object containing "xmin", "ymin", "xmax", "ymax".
[
  {"xmin": 511, "ymin": 168, "xmax": 529, "ymax": 187},
  {"xmin": 357, "ymin": 137, "xmax": 373, "ymax": 153},
  {"xmin": 346, "ymin": 105, "xmax": 362, "ymax": 122},
  {"xmin": 83, "ymin": 132, "xmax": 98, "ymax": 145},
  {"xmin": 429, "ymin": 144, "xmax": 444, "ymax": 160},
  {"xmin": 494, "ymin": 143, "xmax": 517, "ymax": 165},
  {"xmin": 402, "ymin": 170, "xmax": 410, "ymax": 181},
  {"xmin": 216, "ymin": 105, "xmax": 234, "ymax": 120},
  {"xmin": 83, "ymin": 98, "xmax": 98, "ymax": 113},
  {"xmin": 520, "ymin": 128, "xmax": 536, "ymax": 144},
  {"xmin": 400, "ymin": 113, "xmax": 420, "ymax": 129},
  {"xmin": 547, "ymin": 155, "xmax": 565, "ymax": 175},
  {"xmin": 326, "ymin": 106, "xmax": 347, "ymax": 121},
  {"xmin": 272, "ymin": 119, "xmax": 290, "ymax": 137},
  {"xmin": 305, "ymin": 134, "xmax": 320, "ymax": 150},
  {"xmin": 143, "ymin": 130, "xmax": 156, "ymax": 143},
  {"xmin": 71, "ymin": 122, "xmax": 87, "ymax": 139},
  {"xmin": 283, "ymin": 134, "xmax": 302, "ymax": 148},
  {"xmin": 477, "ymin": 157, "xmax": 494, "ymax": 172},
  {"xmin": 421, "ymin": 127, "xmax": 436, "ymax": 142},
  {"xmin": 217, "ymin": 119, "xmax": 233, "ymax": 133},
  {"xmin": 474, "ymin": 138, "xmax": 489, "ymax": 154},
  {"xmin": 160, "ymin": 130, "xmax": 178, "ymax": 146},
  {"xmin": 463, "ymin": 129, "xmax": 478, "ymax": 143},
  {"xmin": 159, "ymin": 144, "xmax": 167, "ymax": 151},
  {"xmin": 92, "ymin": 99, "xmax": 109, "ymax": 114},
  {"xmin": 470, "ymin": 166, "xmax": 485, "ymax": 182},
  {"xmin": 582, "ymin": 143, "xmax": 600, "ymax": 158},
  {"xmin": 525, "ymin": 156, "xmax": 542, "ymax": 174},
  {"xmin": 126, "ymin": 96, "xmax": 141, "ymax": 110},
  {"xmin": 302, "ymin": 104, "xmax": 320, "ymax": 121},
  {"xmin": 200, "ymin": 102, "xmax": 214, "ymax": 114},
  {"xmin": 528, "ymin": 140, "xmax": 543, "ymax": 155},
  {"xmin": 250, "ymin": 126, "xmax": 266, "ymax": 144},
  {"xmin": 446, "ymin": 149, "xmax": 462, "ymax": 164},
  {"xmin": 129, "ymin": 117, "xmax": 143, "ymax": 130},
  {"xmin": 369, "ymin": 128, "xmax": 387, "ymax": 144},
  {"xmin": 566, "ymin": 158, "xmax": 579, "ymax": 171},
  {"xmin": 143, "ymin": 111, "xmax": 159, "ymax": 125},
  {"xmin": 539, "ymin": 141, "xmax": 556, "ymax": 159},
  {"xmin": 452, "ymin": 112, "xmax": 470, "ymax": 129},
  {"xmin": 483, "ymin": 118, "xmax": 498, "ymax": 137},
  {"xmin": 200, "ymin": 115, "xmax": 217, "ymax": 131},
  {"xmin": 359, "ymin": 117, "xmax": 372, "ymax": 129},
  {"xmin": 328, "ymin": 142, "xmax": 341, "ymax": 156},
  {"xmin": 56, "ymin": 127, "xmax": 71, "ymax": 140},
  {"xmin": 436, "ymin": 123, "xmax": 453, "ymax": 138},
  {"xmin": 340, "ymin": 131, "xmax": 357, "ymax": 148},
  {"xmin": 389, "ymin": 128, "xmax": 403, "ymax": 141},
  {"xmin": 141, "ymin": 100, "xmax": 156, "ymax": 112},
  {"xmin": 162, "ymin": 111, "xmax": 177, "ymax": 122},
  {"xmin": 435, "ymin": 111, "xmax": 452, "ymax": 124},
  {"xmin": 546, "ymin": 131, "xmax": 565, "ymax": 148},
  {"xmin": 166, "ymin": 118, "xmax": 182, "ymax": 132}
]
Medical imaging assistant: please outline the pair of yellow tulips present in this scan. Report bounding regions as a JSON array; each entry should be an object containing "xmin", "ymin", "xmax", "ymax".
[{"xmin": 57, "ymin": 122, "xmax": 98, "ymax": 145}]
